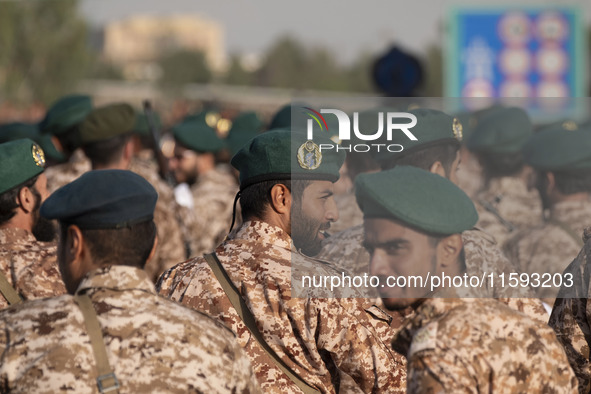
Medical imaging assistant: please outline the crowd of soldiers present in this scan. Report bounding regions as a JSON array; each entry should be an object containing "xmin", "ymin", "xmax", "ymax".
[{"xmin": 1, "ymin": 94, "xmax": 591, "ymax": 393}]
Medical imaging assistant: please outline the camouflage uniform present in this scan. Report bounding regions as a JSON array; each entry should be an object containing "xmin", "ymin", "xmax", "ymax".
[
  {"xmin": 0, "ymin": 265, "xmax": 260, "ymax": 393},
  {"xmin": 393, "ymin": 296, "xmax": 577, "ymax": 393},
  {"xmin": 0, "ymin": 228, "xmax": 66, "ymax": 309},
  {"xmin": 157, "ymin": 220, "xmax": 406, "ymax": 393},
  {"xmin": 318, "ymin": 224, "xmax": 549, "ymax": 323},
  {"xmin": 549, "ymin": 228, "xmax": 591, "ymax": 392},
  {"xmin": 44, "ymin": 149, "xmax": 91, "ymax": 193},
  {"xmin": 504, "ymin": 199, "xmax": 591, "ymax": 301},
  {"xmin": 188, "ymin": 164, "xmax": 239, "ymax": 256},
  {"xmin": 129, "ymin": 157, "xmax": 188, "ymax": 281},
  {"xmin": 474, "ymin": 176, "xmax": 543, "ymax": 245}
]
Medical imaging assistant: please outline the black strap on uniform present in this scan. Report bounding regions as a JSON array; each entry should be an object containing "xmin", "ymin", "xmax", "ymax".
[
  {"xmin": 0, "ymin": 269, "xmax": 22, "ymax": 305},
  {"xmin": 203, "ymin": 253, "xmax": 321, "ymax": 394},
  {"xmin": 74, "ymin": 294, "xmax": 120, "ymax": 394}
]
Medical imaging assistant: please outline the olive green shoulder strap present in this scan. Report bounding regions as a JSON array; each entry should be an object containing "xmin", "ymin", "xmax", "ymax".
[
  {"xmin": 0, "ymin": 270, "xmax": 22, "ymax": 305},
  {"xmin": 74, "ymin": 294, "xmax": 120, "ymax": 394},
  {"xmin": 204, "ymin": 253, "xmax": 321, "ymax": 394}
]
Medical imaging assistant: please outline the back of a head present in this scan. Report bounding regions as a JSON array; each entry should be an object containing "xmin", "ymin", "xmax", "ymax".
[
  {"xmin": 466, "ymin": 107, "xmax": 532, "ymax": 179},
  {"xmin": 79, "ymin": 103, "xmax": 136, "ymax": 168},
  {"xmin": 41, "ymin": 169, "xmax": 158, "ymax": 269}
]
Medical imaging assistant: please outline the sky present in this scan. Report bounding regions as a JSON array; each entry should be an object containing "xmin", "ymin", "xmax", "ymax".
[{"xmin": 80, "ymin": 0, "xmax": 591, "ymax": 65}]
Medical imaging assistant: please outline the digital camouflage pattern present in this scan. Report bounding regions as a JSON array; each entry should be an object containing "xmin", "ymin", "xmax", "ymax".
[
  {"xmin": 549, "ymin": 227, "xmax": 591, "ymax": 393},
  {"xmin": 187, "ymin": 164, "xmax": 239, "ymax": 256},
  {"xmin": 129, "ymin": 157, "xmax": 187, "ymax": 281},
  {"xmin": 44, "ymin": 149, "xmax": 91, "ymax": 193},
  {"xmin": 393, "ymin": 296, "xmax": 577, "ymax": 393},
  {"xmin": 474, "ymin": 176, "xmax": 543, "ymax": 245},
  {"xmin": 318, "ymin": 224, "xmax": 549, "ymax": 323},
  {"xmin": 0, "ymin": 265, "xmax": 260, "ymax": 393},
  {"xmin": 505, "ymin": 199, "xmax": 591, "ymax": 301},
  {"xmin": 0, "ymin": 228, "xmax": 66, "ymax": 309},
  {"xmin": 157, "ymin": 220, "xmax": 406, "ymax": 393}
]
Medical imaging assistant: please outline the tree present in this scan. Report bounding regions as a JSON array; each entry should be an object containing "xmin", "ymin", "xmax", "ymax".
[
  {"xmin": 158, "ymin": 50, "xmax": 212, "ymax": 89},
  {"xmin": 224, "ymin": 54, "xmax": 253, "ymax": 86},
  {"xmin": 0, "ymin": 0, "xmax": 91, "ymax": 105}
]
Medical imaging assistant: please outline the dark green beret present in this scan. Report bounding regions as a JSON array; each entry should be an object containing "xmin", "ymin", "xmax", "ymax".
[
  {"xmin": 523, "ymin": 121, "xmax": 591, "ymax": 171},
  {"xmin": 231, "ymin": 128, "xmax": 345, "ymax": 190},
  {"xmin": 0, "ymin": 139, "xmax": 46, "ymax": 195},
  {"xmin": 370, "ymin": 108, "xmax": 463, "ymax": 165},
  {"xmin": 79, "ymin": 103, "xmax": 136, "ymax": 144},
  {"xmin": 226, "ymin": 112, "xmax": 263, "ymax": 156},
  {"xmin": 40, "ymin": 95, "xmax": 92, "ymax": 136},
  {"xmin": 268, "ymin": 103, "xmax": 312, "ymax": 130},
  {"xmin": 134, "ymin": 112, "xmax": 162, "ymax": 136},
  {"xmin": 40, "ymin": 169, "xmax": 157, "ymax": 229},
  {"xmin": 172, "ymin": 118, "xmax": 224, "ymax": 153},
  {"xmin": 466, "ymin": 107, "xmax": 532, "ymax": 154},
  {"xmin": 183, "ymin": 110, "xmax": 220, "ymax": 129},
  {"xmin": 355, "ymin": 166, "xmax": 478, "ymax": 236},
  {"xmin": 0, "ymin": 123, "xmax": 65, "ymax": 162}
]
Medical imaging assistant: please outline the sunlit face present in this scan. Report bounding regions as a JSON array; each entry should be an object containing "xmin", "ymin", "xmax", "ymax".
[
  {"xmin": 168, "ymin": 144, "xmax": 199, "ymax": 184},
  {"xmin": 364, "ymin": 218, "xmax": 439, "ymax": 310},
  {"xmin": 291, "ymin": 180, "xmax": 338, "ymax": 256}
]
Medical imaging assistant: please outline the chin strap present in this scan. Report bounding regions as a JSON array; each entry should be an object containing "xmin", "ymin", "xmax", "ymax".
[{"xmin": 228, "ymin": 190, "xmax": 242, "ymax": 234}]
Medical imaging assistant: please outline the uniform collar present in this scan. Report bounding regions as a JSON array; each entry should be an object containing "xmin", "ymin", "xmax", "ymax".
[
  {"xmin": 76, "ymin": 265, "xmax": 156, "ymax": 295},
  {"xmin": 229, "ymin": 220, "xmax": 293, "ymax": 251},
  {"xmin": 390, "ymin": 292, "xmax": 466, "ymax": 357},
  {"xmin": 0, "ymin": 227, "xmax": 38, "ymax": 244}
]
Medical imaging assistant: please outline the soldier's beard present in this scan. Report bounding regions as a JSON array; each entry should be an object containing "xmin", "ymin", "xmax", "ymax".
[
  {"xmin": 30, "ymin": 189, "xmax": 56, "ymax": 242},
  {"xmin": 290, "ymin": 207, "xmax": 329, "ymax": 257}
]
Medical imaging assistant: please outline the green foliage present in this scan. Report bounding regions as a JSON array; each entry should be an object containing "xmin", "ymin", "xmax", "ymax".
[
  {"xmin": 230, "ymin": 35, "xmax": 376, "ymax": 93},
  {"xmin": 0, "ymin": 0, "xmax": 91, "ymax": 105},
  {"xmin": 158, "ymin": 50, "xmax": 212, "ymax": 89}
]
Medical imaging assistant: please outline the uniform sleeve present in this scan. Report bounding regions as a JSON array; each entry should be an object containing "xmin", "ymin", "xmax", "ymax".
[
  {"xmin": 406, "ymin": 349, "xmax": 477, "ymax": 394},
  {"xmin": 313, "ymin": 298, "xmax": 406, "ymax": 392}
]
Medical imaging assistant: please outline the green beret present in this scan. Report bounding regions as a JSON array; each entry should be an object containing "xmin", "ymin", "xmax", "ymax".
[
  {"xmin": 79, "ymin": 103, "xmax": 136, "ymax": 144},
  {"xmin": 0, "ymin": 123, "xmax": 65, "ymax": 162},
  {"xmin": 226, "ymin": 112, "xmax": 263, "ymax": 156},
  {"xmin": 40, "ymin": 169, "xmax": 157, "ymax": 229},
  {"xmin": 523, "ymin": 121, "xmax": 591, "ymax": 171},
  {"xmin": 231, "ymin": 129, "xmax": 345, "ymax": 190},
  {"xmin": 355, "ymin": 166, "xmax": 478, "ymax": 236},
  {"xmin": 40, "ymin": 95, "xmax": 93, "ymax": 136},
  {"xmin": 173, "ymin": 119, "xmax": 224, "ymax": 153},
  {"xmin": 370, "ymin": 108, "xmax": 463, "ymax": 165},
  {"xmin": 134, "ymin": 112, "xmax": 162, "ymax": 136},
  {"xmin": 466, "ymin": 107, "xmax": 532, "ymax": 154},
  {"xmin": 268, "ymin": 103, "xmax": 312, "ymax": 130},
  {"xmin": 0, "ymin": 139, "xmax": 46, "ymax": 195}
]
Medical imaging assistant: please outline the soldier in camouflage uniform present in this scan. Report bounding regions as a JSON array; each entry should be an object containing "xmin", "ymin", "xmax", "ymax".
[
  {"xmin": 0, "ymin": 169, "xmax": 260, "ymax": 393},
  {"xmin": 318, "ymin": 108, "xmax": 548, "ymax": 323},
  {"xmin": 39, "ymin": 95, "xmax": 93, "ymax": 193},
  {"xmin": 78, "ymin": 103, "xmax": 186, "ymax": 282},
  {"xmin": 550, "ymin": 227, "xmax": 591, "ymax": 392},
  {"xmin": 466, "ymin": 106, "xmax": 543, "ymax": 245},
  {"xmin": 505, "ymin": 121, "xmax": 591, "ymax": 305},
  {"xmin": 158, "ymin": 130, "xmax": 406, "ymax": 393},
  {"xmin": 0, "ymin": 139, "xmax": 66, "ymax": 309},
  {"xmin": 356, "ymin": 166, "xmax": 577, "ymax": 392},
  {"xmin": 168, "ymin": 117, "xmax": 239, "ymax": 257}
]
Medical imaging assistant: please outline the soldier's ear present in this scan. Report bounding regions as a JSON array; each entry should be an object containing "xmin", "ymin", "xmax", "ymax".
[
  {"xmin": 146, "ymin": 235, "xmax": 158, "ymax": 264},
  {"xmin": 429, "ymin": 161, "xmax": 446, "ymax": 179},
  {"xmin": 16, "ymin": 186, "xmax": 35, "ymax": 214},
  {"xmin": 269, "ymin": 183, "xmax": 291, "ymax": 215},
  {"xmin": 435, "ymin": 234, "xmax": 463, "ymax": 272}
]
